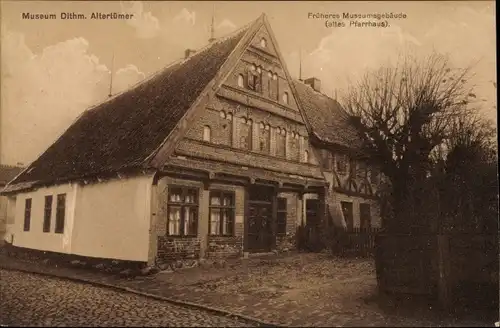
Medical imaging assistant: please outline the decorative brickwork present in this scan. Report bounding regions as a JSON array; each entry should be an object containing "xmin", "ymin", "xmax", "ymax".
[
  {"xmin": 156, "ymin": 236, "xmax": 200, "ymax": 263},
  {"xmin": 207, "ymin": 235, "xmax": 243, "ymax": 258}
]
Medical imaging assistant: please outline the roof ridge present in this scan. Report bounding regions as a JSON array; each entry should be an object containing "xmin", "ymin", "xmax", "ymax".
[{"xmin": 84, "ymin": 18, "xmax": 257, "ymax": 114}]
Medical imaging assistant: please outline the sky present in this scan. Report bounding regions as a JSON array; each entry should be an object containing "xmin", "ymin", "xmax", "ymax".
[{"xmin": 1, "ymin": 1, "xmax": 496, "ymax": 166}]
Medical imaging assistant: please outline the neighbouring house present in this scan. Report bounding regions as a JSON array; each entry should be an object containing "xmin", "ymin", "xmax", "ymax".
[
  {"xmin": 1, "ymin": 14, "xmax": 381, "ymax": 265},
  {"xmin": 0, "ymin": 164, "xmax": 24, "ymax": 243}
]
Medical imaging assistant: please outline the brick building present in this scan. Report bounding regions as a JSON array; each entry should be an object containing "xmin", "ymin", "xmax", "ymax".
[{"xmin": 2, "ymin": 14, "xmax": 381, "ymax": 264}]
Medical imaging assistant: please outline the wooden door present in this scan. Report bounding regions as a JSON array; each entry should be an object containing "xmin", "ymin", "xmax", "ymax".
[
  {"xmin": 247, "ymin": 201, "xmax": 273, "ymax": 252},
  {"xmin": 246, "ymin": 185, "xmax": 275, "ymax": 253},
  {"xmin": 306, "ymin": 199, "xmax": 320, "ymax": 227}
]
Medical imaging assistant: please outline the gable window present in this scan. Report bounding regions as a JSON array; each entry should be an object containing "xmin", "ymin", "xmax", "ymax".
[
  {"xmin": 55, "ymin": 194, "xmax": 66, "ymax": 234},
  {"xmin": 43, "ymin": 195, "xmax": 52, "ymax": 233},
  {"xmin": 259, "ymin": 122, "xmax": 270, "ymax": 153},
  {"xmin": 260, "ymin": 37, "xmax": 267, "ymax": 48},
  {"xmin": 336, "ymin": 154, "xmax": 348, "ymax": 175},
  {"xmin": 321, "ymin": 149, "xmax": 332, "ymax": 170},
  {"xmin": 237, "ymin": 74, "xmax": 245, "ymax": 88},
  {"xmin": 268, "ymin": 71, "xmax": 279, "ymax": 100},
  {"xmin": 167, "ymin": 187, "xmax": 198, "ymax": 236},
  {"xmin": 247, "ymin": 64, "xmax": 262, "ymax": 93},
  {"xmin": 277, "ymin": 197, "xmax": 287, "ymax": 235},
  {"xmin": 282, "ymin": 92, "xmax": 289, "ymax": 104},
  {"xmin": 239, "ymin": 117, "xmax": 252, "ymax": 150},
  {"xmin": 23, "ymin": 198, "xmax": 32, "ymax": 232},
  {"xmin": 203, "ymin": 125, "xmax": 211, "ymax": 142},
  {"xmin": 304, "ymin": 150, "xmax": 309, "ymax": 163},
  {"xmin": 289, "ymin": 132, "xmax": 300, "ymax": 161},
  {"xmin": 209, "ymin": 191, "xmax": 235, "ymax": 236},
  {"xmin": 276, "ymin": 127, "xmax": 286, "ymax": 158}
]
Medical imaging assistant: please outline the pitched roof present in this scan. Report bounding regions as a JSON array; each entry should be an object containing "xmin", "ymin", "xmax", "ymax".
[
  {"xmin": 0, "ymin": 165, "xmax": 24, "ymax": 186},
  {"xmin": 9, "ymin": 22, "xmax": 252, "ymax": 188},
  {"xmin": 292, "ymin": 80, "xmax": 364, "ymax": 151}
]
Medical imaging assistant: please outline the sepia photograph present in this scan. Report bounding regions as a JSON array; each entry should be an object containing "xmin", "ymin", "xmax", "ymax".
[{"xmin": 0, "ymin": 1, "xmax": 498, "ymax": 326}]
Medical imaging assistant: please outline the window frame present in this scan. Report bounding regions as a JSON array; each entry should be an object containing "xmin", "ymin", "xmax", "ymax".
[
  {"xmin": 239, "ymin": 117, "xmax": 253, "ymax": 150},
  {"xmin": 209, "ymin": 190, "xmax": 236, "ymax": 236},
  {"xmin": 23, "ymin": 198, "xmax": 32, "ymax": 232},
  {"xmin": 167, "ymin": 186, "xmax": 199, "ymax": 237},
  {"xmin": 258, "ymin": 122, "xmax": 271, "ymax": 153},
  {"xmin": 203, "ymin": 125, "xmax": 211, "ymax": 142},
  {"xmin": 237, "ymin": 74, "xmax": 245, "ymax": 88},
  {"xmin": 277, "ymin": 197, "xmax": 287, "ymax": 235},
  {"xmin": 55, "ymin": 194, "xmax": 66, "ymax": 234},
  {"xmin": 304, "ymin": 150, "xmax": 310, "ymax": 163},
  {"xmin": 276, "ymin": 127, "xmax": 287, "ymax": 158},
  {"xmin": 260, "ymin": 37, "xmax": 267, "ymax": 48},
  {"xmin": 43, "ymin": 195, "xmax": 53, "ymax": 233},
  {"xmin": 282, "ymin": 92, "xmax": 289, "ymax": 104},
  {"xmin": 336, "ymin": 153, "xmax": 348, "ymax": 175}
]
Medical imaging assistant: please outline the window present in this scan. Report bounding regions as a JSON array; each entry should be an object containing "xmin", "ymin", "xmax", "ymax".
[
  {"xmin": 260, "ymin": 37, "xmax": 267, "ymax": 48},
  {"xmin": 282, "ymin": 92, "xmax": 289, "ymax": 104},
  {"xmin": 203, "ymin": 125, "xmax": 211, "ymax": 142},
  {"xmin": 276, "ymin": 127, "xmax": 286, "ymax": 158},
  {"xmin": 321, "ymin": 149, "xmax": 332, "ymax": 170},
  {"xmin": 237, "ymin": 74, "xmax": 244, "ymax": 88},
  {"xmin": 289, "ymin": 132, "xmax": 300, "ymax": 161},
  {"xmin": 23, "ymin": 198, "xmax": 32, "ymax": 232},
  {"xmin": 304, "ymin": 150, "xmax": 309, "ymax": 163},
  {"xmin": 259, "ymin": 122, "xmax": 270, "ymax": 153},
  {"xmin": 55, "ymin": 194, "xmax": 66, "ymax": 234},
  {"xmin": 209, "ymin": 191, "xmax": 235, "ymax": 236},
  {"xmin": 43, "ymin": 195, "xmax": 52, "ymax": 233},
  {"xmin": 239, "ymin": 117, "xmax": 252, "ymax": 150},
  {"xmin": 247, "ymin": 65, "xmax": 262, "ymax": 92},
  {"xmin": 341, "ymin": 201, "xmax": 354, "ymax": 230},
  {"xmin": 336, "ymin": 154, "xmax": 348, "ymax": 175},
  {"xmin": 277, "ymin": 197, "xmax": 287, "ymax": 235},
  {"xmin": 167, "ymin": 187, "xmax": 198, "ymax": 236}
]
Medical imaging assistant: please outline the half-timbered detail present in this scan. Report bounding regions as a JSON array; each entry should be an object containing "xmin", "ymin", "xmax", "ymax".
[
  {"xmin": 2, "ymin": 14, "xmax": 381, "ymax": 266},
  {"xmin": 294, "ymin": 79, "xmax": 382, "ymax": 230}
]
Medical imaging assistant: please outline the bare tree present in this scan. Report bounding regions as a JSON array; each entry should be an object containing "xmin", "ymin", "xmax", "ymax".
[{"xmin": 342, "ymin": 53, "xmax": 485, "ymax": 231}]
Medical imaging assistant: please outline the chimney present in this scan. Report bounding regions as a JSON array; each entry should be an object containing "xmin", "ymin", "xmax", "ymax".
[
  {"xmin": 184, "ymin": 49, "xmax": 196, "ymax": 59},
  {"xmin": 304, "ymin": 77, "xmax": 321, "ymax": 92}
]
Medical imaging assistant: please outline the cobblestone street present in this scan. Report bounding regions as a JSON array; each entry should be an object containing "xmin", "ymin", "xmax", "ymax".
[{"xmin": 0, "ymin": 270, "xmax": 252, "ymax": 327}]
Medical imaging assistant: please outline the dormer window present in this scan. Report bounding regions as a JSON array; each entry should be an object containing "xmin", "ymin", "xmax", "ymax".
[
  {"xmin": 282, "ymin": 92, "xmax": 289, "ymax": 104},
  {"xmin": 260, "ymin": 38, "xmax": 267, "ymax": 48}
]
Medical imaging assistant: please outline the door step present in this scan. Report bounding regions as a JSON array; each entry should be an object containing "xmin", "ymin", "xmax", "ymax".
[{"xmin": 244, "ymin": 251, "xmax": 276, "ymax": 259}]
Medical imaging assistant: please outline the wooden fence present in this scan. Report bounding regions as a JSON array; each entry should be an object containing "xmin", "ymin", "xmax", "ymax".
[
  {"xmin": 375, "ymin": 233, "xmax": 499, "ymax": 310},
  {"xmin": 334, "ymin": 227, "xmax": 381, "ymax": 257}
]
